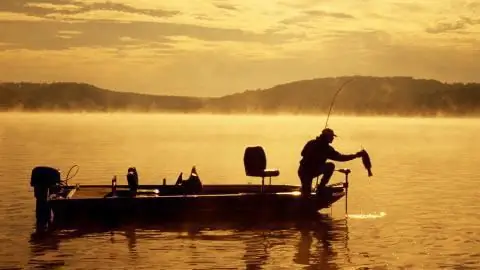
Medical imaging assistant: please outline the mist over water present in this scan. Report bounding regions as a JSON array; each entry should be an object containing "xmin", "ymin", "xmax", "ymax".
[{"xmin": 0, "ymin": 113, "xmax": 479, "ymax": 269}]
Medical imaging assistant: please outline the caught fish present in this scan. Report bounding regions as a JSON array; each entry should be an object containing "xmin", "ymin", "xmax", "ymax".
[{"xmin": 360, "ymin": 149, "xmax": 373, "ymax": 177}]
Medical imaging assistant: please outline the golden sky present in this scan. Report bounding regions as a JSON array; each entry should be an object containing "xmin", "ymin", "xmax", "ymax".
[{"xmin": 0, "ymin": 0, "xmax": 479, "ymax": 96}]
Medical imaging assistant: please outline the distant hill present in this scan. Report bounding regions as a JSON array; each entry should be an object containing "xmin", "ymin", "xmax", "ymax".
[
  {"xmin": 0, "ymin": 82, "xmax": 205, "ymax": 112},
  {"xmin": 1, "ymin": 76, "xmax": 480, "ymax": 116},
  {"xmin": 205, "ymin": 76, "xmax": 480, "ymax": 116}
]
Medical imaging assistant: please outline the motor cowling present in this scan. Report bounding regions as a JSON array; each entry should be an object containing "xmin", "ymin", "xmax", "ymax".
[
  {"xmin": 31, "ymin": 166, "xmax": 61, "ymax": 199},
  {"xmin": 31, "ymin": 166, "xmax": 61, "ymax": 188}
]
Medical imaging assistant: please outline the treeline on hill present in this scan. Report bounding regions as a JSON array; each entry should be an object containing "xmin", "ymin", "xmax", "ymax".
[
  {"xmin": 0, "ymin": 82, "xmax": 205, "ymax": 112},
  {"xmin": 1, "ymin": 76, "xmax": 479, "ymax": 115},
  {"xmin": 205, "ymin": 76, "xmax": 480, "ymax": 116}
]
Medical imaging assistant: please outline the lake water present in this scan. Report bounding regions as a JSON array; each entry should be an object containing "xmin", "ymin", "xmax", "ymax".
[{"xmin": 0, "ymin": 113, "xmax": 479, "ymax": 269}]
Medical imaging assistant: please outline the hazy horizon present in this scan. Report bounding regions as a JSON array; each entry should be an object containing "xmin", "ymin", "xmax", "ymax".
[
  {"xmin": 3, "ymin": 75, "xmax": 479, "ymax": 98},
  {"xmin": 1, "ymin": 1, "xmax": 479, "ymax": 97}
]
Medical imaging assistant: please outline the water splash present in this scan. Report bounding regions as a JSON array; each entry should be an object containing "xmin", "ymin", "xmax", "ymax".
[{"xmin": 346, "ymin": 212, "xmax": 386, "ymax": 219}]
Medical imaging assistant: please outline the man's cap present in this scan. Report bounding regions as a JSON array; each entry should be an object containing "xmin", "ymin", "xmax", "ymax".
[{"xmin": 321, "ymin": 128, "xmax": 337, "ymax": 137}]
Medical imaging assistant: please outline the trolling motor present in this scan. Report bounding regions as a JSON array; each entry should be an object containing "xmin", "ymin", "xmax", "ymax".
[
  {"xmin": 30, "ymin": 166, "xmax": 61, "ymax": 232},
  {"xmin": 319, "ymin": 168, "xmax": 351, "ymax": 215}
]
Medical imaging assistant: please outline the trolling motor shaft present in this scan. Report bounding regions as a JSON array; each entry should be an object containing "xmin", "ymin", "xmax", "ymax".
[{"xmin": 336, "ymin": 168, "xmax": 351, "ymax": 215}]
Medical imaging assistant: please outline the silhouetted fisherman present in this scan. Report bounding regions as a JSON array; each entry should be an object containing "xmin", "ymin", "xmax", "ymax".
[{"xmin": 298, "ymin": 128, "xmax": 364, "ymax": 196}]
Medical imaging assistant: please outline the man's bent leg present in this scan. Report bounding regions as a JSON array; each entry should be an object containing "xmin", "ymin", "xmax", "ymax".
[
  {"xmin": 298, "ymin": 169, "xmax": 313, "ymax": 197},
  {"xmin": 318, "ymin": 162, "xmax": 335, "ymax": 188}
]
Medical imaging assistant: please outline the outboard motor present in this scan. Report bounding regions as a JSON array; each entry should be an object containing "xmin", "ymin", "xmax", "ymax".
[
  {"xmin": 127, "ymin": 167, "xmax": 139, "ymax": 195},
  {"xmin": 30, "ymin": 166, "xmax": 61, "ymax": 232}
]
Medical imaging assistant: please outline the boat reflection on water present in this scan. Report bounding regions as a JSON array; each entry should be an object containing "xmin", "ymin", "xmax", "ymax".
[
  {"xmin": 28, "ymin": 230, "xmax": 65, "ymax": 269},
  {"xmin": 29, "ymin": 214, "xmax": 350, "ymax": 269}
]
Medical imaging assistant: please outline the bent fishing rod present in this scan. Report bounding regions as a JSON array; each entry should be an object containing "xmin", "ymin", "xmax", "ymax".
[{"xmin": 324, "ymin": 77, "xmax": 356, "ymax": 128}]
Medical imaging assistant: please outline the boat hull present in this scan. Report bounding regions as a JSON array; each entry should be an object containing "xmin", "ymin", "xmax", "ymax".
[{"xmin": 46, "ymin": 184, "xmax": 345, "ymax": 227}]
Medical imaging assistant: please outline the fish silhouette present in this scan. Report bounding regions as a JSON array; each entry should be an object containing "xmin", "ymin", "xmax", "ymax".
[{"xmin": 360, "ymin": 149, "xmax": 373, "ymax": 177}]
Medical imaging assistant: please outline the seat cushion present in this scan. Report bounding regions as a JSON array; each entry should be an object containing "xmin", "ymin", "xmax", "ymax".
[
  {"xmin": 246, "ymin": 168, "xmax": 280, "ymax": 178},
  {"xmin": 263, "ymin": 169, "xmax": 280, "ymax": 177}
]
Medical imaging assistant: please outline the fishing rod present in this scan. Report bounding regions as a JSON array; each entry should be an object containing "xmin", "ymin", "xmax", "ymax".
[{"xmin": 324, "ymin": 77, "xmax": 356, "ymax": 129}]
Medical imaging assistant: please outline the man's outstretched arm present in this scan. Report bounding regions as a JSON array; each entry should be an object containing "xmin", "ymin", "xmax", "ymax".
[{"xmin": 329, "ymin": 149, "xmax": 361, "ymax": 162}]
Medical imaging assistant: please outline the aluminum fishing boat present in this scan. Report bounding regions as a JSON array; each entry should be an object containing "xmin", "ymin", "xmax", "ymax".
[{"xmin": 30, "ymin": 146, "xmax": 350, "ymax": 232}]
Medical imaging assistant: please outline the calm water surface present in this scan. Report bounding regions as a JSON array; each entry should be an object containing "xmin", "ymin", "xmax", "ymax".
[{"xmin": 0, "ymin": 113, "xmax": 479, "ymax": 269}]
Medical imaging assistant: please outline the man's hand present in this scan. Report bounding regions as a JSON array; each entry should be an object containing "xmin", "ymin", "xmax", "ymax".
[{"xmin": 355, "ymin": 150, "xmax": 365, "ymax": 158}]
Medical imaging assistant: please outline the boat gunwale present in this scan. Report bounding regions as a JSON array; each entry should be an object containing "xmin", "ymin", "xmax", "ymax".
[{"xmin": 50, "ymin": 184, "xmax": 344, "ymax": 201}]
